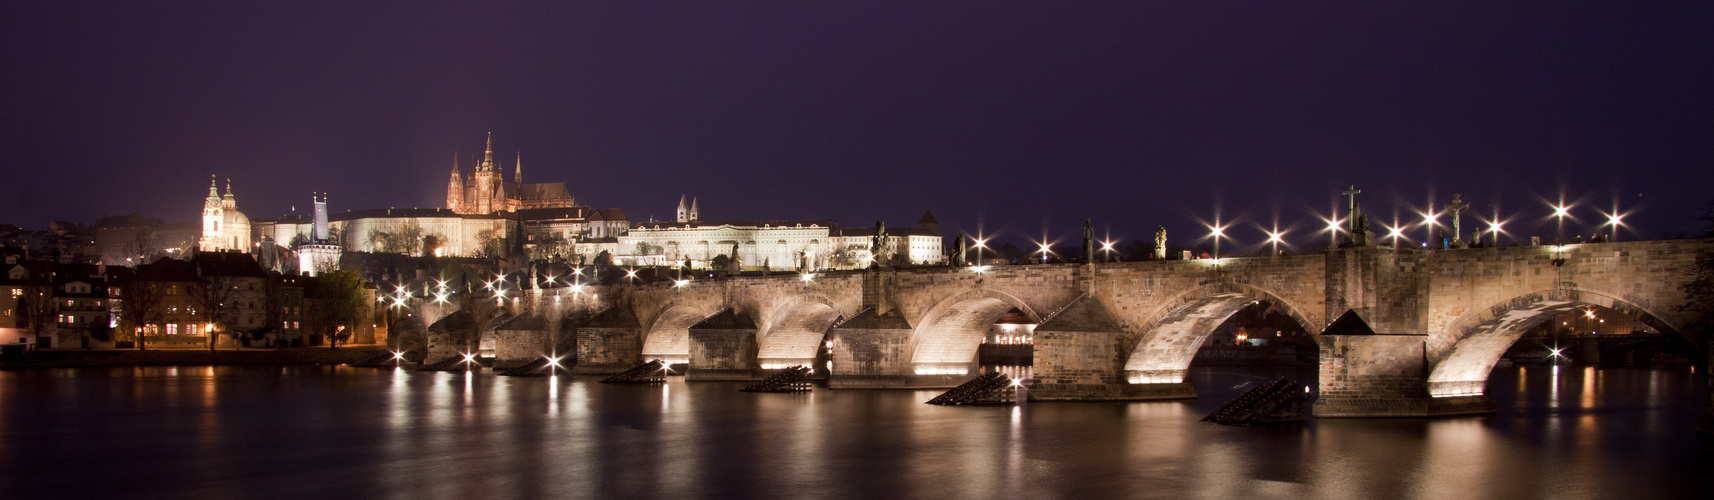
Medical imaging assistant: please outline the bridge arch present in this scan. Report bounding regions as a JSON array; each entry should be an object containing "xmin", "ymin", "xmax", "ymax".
[
  {"xmin": 908, "ymin": 289, "xmax": 1042, "ymax": 373},
  {"xmin": 756, "ymin": 294, "xmax": 844, "ymax": 369},
  {"xmin": 1123, "ymin": 282, "xmax": 1318, "ymax": 384},
  {"xmin": 1427, "ymin": 288, "xmax": 1684, "ymax": 397},
  {"xmin": 640, "ymin": 301, "xmax": 719, "ymax": 365}
]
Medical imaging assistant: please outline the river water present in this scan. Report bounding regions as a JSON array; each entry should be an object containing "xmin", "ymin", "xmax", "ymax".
[{"xmin": 0, "ymin": 364, "xmax": 1708, "ymax": 499}]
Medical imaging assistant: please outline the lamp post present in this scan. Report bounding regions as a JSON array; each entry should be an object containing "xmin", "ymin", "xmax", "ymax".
[{"xmin": 973, "ymin": 237, "xmax": 987, "ymax": 267}]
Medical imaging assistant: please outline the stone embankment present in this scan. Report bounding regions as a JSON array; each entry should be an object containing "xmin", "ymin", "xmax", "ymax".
[{"xmin": 0, "ymin": 347, "xmax": 389, "ymax": 368}]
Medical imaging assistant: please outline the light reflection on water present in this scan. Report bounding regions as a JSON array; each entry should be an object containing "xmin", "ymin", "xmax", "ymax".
[{"xmin": 0, "ymin": 364, "xmax": 1706, "ymax": 498}]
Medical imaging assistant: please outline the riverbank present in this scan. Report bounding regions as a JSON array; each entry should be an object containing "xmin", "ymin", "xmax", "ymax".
[{"xmin": 0, "ymin": 346, "xmax": 389, "ymax": 368}]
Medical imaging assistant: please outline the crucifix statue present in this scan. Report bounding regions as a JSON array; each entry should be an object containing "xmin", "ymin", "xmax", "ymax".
[
  {"xmin": 1342, "ymin": 185, "xmax": 1361, "ymax": 213},
  {"xmin": 1446, "ymin": 194, "xmax": 1470, "ymax": 247}
]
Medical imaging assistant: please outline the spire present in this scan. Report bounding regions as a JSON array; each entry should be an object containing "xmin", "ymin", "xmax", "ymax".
[
  {"xmin": 451, "ymin": 151, "xmax": 460, "ymax": 175},
  {"xmin": 515, "ymin": 152, "xmax": 522, "ymax": 184},
  {"xmin": 224, "ymin": 178, "xmax": 234, "ymax": 198},
  {"xmin": 690, "ymin": 197, "xmax": 700, "ymax": 221},
  {"xmin": 206, "ymin": 174, "xmax": 219, "ymax": 199},
  {"xmin": 480, "ymin": 130, "xmax": 495, "ymax": 171},
  {"xmin": 676, "ymin": 195, "xmax": 689, "ymax": 223}
]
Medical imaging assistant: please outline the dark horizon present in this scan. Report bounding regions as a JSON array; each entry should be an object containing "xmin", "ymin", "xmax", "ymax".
[{"xmin": 4, "ymin": 2, "xmax": 1711, "ymax": 250}]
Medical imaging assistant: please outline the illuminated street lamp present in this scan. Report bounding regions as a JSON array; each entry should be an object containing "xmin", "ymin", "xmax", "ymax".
[
  {"xmin": 1207, "ymin": 215, "xmax": 1226, "ymax": 261},
  {"xmin": 1602, "ymin": 207, "xmax": 1625, "ymax": 242},
  {"xmin": 1551, "ymin": 200, "xmax": 1573, "ymax": 244},
  {"xmin": 1264, "ymin": 226, "xmax": 1285, "ymax": 256},
  {"xmin": 1100, "ymin": 239, "xmax": 1115, "ymax": 263},
  {"xmin": 972, "ymin": 237, "xmax": 988, "ymax": 267}
]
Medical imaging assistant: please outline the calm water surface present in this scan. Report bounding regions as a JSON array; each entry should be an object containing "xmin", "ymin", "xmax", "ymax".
[{"xmin": 0, "ymin": 364, "xmax": 1708, "ymax": 499}]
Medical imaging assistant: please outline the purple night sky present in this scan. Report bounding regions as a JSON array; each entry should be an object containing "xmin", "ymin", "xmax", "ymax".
[{"xmin": 3, "ymin": 2, "xmax": 1711, "ymax": 250}]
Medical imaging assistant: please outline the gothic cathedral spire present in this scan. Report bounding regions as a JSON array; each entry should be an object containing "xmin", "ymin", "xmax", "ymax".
[
  {"xmin": 481, "ymin": 130, "xmax": 495, "ymax": 171},
  {"xmin": 515, "ymin": 152, "xmax": 522, "ymax": 185}
]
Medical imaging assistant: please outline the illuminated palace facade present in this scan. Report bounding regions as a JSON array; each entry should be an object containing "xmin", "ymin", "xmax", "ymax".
[{"xmin": 605, "ymin": 198, "xmax": 945, "ymax": 270}]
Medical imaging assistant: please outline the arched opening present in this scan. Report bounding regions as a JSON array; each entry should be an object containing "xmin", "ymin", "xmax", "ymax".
[
  {"xmin": 978, "ymin": 308, "xmax": 1036, "ymax": 382},
  {"xmin": 757, "ymin": 300, "xmax": 841, "ymax": 371},
  {"xmin": 909, "ymin": 291, "xmax": 1039, "ymax": 376},
  {"xmin": 1428, "ymin": 291, "xmax": 1687, "ymax": 397},
  {"xmin": 1125, "ymin": 289, "xmax": 1316, "ymax": 384},
  {"xmin": 1189, "ymin": 300, "xmax": 1318, "ymax": 367},
  {"xmin": 641, "ymin": 305, "xmax": 713, "ymax": 367}
]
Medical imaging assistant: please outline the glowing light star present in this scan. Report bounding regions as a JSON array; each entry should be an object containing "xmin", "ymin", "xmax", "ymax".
[
  {"xmin": 571, "ymin": 284, "xmax": 585, "ymax": 294},
  {"xmin": 434, "ymin": 293, "xmax": 448, "ymax": 303},
  {"xmin": 392, "ymin": 351, "xmax": 405, "ymax": 359},
  {"xmin": 1548, "ymin": 347, "xmax": 1564, "ymax": 359},
  {"xmin": 573, "ymin": 268, "xmax": 584, "ymax": 276},
  {"xmin": 801, "ymin": 273, "xmax": 814, "ymax": 282},
  {"xmin": 546, "ymin": 356, "xmax": 560, "ymax": 367},
  {"xmin": 463, "ymin": 353, "xmax": 476, "ymax": 363},
  {"xmin": 1101, "ymin": 240, "xmax": 1114, "ymax": 251},
  {"xmin": 674, "ymin": 280, "xmax": 689, "ymax": 288}
]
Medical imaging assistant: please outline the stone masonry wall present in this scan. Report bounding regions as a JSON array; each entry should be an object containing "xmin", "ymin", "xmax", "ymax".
[{"xmin": 1315, "ymin": 333, "xmax": 1430, "ymax": 417}]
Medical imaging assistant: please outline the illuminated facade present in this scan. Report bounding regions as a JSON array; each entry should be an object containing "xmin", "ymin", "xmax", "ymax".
[
  {"xmin": 198, "ymin": 176, "xmax": 251, "ymax": 252},
  {"xmin": 447, "ymin": 132, "xmax": 577, "ymax": 215},
  {"xmin": 615, "ymin": 200, "xmax": 944, "ymax": 270}
]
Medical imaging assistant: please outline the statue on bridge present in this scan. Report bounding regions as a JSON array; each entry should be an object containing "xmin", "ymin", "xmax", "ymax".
[
  {"xmin": 1446, "ymin": 194, "xmax": 1471, "ymax": 249},
  {"xmin": 1340, "ymin": 185, "xmax": 1375, "ymax": 248},
  {"xmin": 870, "ymin": 220, "xmax": 895, "ymax": 269},
  {"xmin": 952, "ymin": 233, "xmax": 968, "ymax": 267},
  {"xmin": 1154, "ymin": 226, "xmax": 1167, "ymax": 260},
  {"xmin": 1082, "ymin": 219, "xmax": 1095, "ymax": 264}
]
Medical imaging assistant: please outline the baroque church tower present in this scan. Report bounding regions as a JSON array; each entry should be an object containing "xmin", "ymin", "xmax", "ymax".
[{"xmin": 199, "ymin": 176, "xmax": 251, "ymax": 252}]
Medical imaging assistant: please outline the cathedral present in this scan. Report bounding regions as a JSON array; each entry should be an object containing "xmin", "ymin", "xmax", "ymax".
[
  {"xmin": 447, "ymin": 132, "xmax": 577, "ymax": 215},
  {"xmin": 199, "ymin": 176, "xmax": 251, "ymax": 252}
]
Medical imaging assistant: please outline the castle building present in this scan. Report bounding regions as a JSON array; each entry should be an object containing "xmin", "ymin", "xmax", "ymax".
[
  {"xmin": 199, "ymin": 176, "xmax": 251, "ymax": 252},
  {"xmin": 612, "ymin": 198, "xmax": 944, "ymax": 270},
  {"xmin": 447, "ymin": 132, "xmax": 577, "ymax": 215},
  {"xmin": 251, "ymin": 133, "xmax": 626, "ymax": 261}
]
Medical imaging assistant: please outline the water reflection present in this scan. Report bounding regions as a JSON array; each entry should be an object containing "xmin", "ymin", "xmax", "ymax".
[{"xmin": 0, "ymin": 364, "xmax": 1706, "ymax": 498}]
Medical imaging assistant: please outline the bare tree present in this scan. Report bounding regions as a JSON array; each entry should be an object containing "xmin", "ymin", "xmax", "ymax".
[
  {"xmin": 200, "ymin": 275, "xmax": 244, "ymax": 350},
  {"xmin": 121, "ymin": 231, "xmax": 161, "ymax": 266},
  {"xmin": 17, "ymin": 284, "xmax": 59, "ymax": 348},
  {"xmin": 119, "ymin": 280, "xmax": 164, "ymax": 350},
  {"xmin": 307, "ymin": 270, "xmax": 366, "ymax": 348}
]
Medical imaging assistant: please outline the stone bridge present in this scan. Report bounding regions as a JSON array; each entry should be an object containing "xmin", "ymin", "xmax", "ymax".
[{"xmin": 417, "ymin": 238, "xmax": 1707, "ymax": 417}]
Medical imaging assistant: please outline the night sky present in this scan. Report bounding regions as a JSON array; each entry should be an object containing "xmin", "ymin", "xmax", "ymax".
[{"xmin": 4, "ymin": 2, "xmax": 1711, "ymax": 251}]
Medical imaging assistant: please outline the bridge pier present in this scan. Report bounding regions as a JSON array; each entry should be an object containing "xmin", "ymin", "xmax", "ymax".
[
  {"xmin": 1031, "ymin": 295, "xmax": 1195, "ymax": 401},
  {"xmin": 572, "ymin": 307, "xmax": 643, "ymax": 374},
  {"xmin": 826, "ymin": 309, "xmax": 967, "ymax": 388},
  {"xmin": 1314, "ymin": 314, "xmax": 1495, "ymax": 417},
  {"xmin": 687, "ymin": 309, "xmax": 761, "ymax": 381}
]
